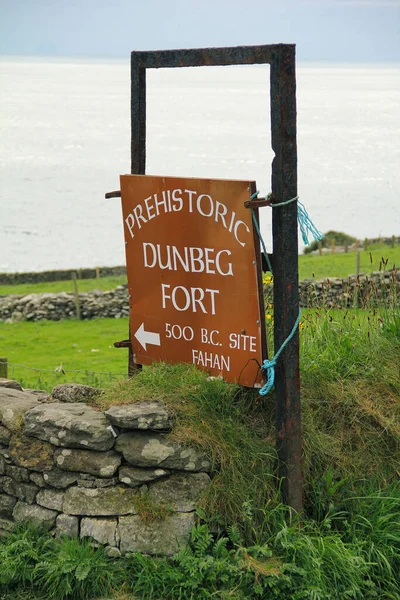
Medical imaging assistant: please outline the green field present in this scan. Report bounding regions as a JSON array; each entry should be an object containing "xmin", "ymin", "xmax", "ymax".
[
  {"xmin": 0, "ymin": 318, "xmax": 129, "ymax": 390},
  {"xmin": 1, "ymin": 256, "xmax": 399, "ymax": 598},
  {"xmin": 0, "ymin": 275, "xmax": 128, "ymax": 297},
  {"xmin": 298, "ymin": 243, "xmax": 399, "ymax": 280},
  {"xmin": 1, "ymin": 314, "xmax": 399, "ymax": 598}
]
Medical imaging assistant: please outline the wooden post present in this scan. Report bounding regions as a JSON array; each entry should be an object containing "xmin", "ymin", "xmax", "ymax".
[
  {"xmin": 364, "ymin": 238, "xmax": 368, "ymax": 251},
  {"xmin": 72, "ymin": 272, "xmax": 81, "ymax": 320},
  {"xmin": 392, "ymin": 235, "xmax": 395, "ymax": 248},
  {"xmin": 318, "ymin": 240, "xmax": 322, "ymax": 256},
  {"xmin": 331, "ymin": 238, "xmax": 335, "ymax": 254},
  {"xmin": 96, "ymin": 267, "xmax": 100, "ymax": 279},
  {"xmin": 0, "ymin": 357, "xmax": 7, "ymax": 378},
  {"xmin": 353, "ymin": 250, "xmax": 361, "ymax": 308}
]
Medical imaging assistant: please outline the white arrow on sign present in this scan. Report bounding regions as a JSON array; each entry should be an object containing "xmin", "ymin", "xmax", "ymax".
[{"xmin": 134, "ymin": 322, "xmax": 161, "ymax": 351}]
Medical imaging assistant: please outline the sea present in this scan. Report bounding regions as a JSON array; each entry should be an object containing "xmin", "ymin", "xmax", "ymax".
[{"xmin": 0, "ymin": 56, "xmax": 399, "ymax": 273}]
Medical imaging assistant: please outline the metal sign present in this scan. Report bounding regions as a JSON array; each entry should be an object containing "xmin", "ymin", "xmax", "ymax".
[{"xmin": 120, "ymin": 174, "xmax": 267, "ymax": 387}]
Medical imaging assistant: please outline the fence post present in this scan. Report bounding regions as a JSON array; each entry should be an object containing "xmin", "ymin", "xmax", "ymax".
[
  {"xmin": 331, "ymin": 238, "xmax": 335, "ymax": 254},
  {"xmin": 96, "ymin": 267, "xmax": 101, "ymax": 279},
  {"xmin": 0, "ymin": 357, "xmax": 8, "ymax": 378},
  {"xmin": 72, "ymin": 272, "xmax": 82, "ymax": 320},
  {"xmin": 318, "ymin": 240, "xmax": 322, "ymax": 256},
  {"xmin": 353, "ymin": 250, "xmax": 361, "ymax": 308}
]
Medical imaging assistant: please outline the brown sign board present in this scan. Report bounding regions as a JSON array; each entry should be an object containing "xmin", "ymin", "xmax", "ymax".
[{"xmin": 120, "ymin": 175, "xmax": 267, "ymax": 387}]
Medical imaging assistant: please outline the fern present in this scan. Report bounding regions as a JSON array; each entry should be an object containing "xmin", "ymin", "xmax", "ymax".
[
  {"xmin": 227, "ymin": 524, "xmax": 242, "ymax": 546},
  {"xmin": 212, "ymin": 537, "xmax": 229, "ymax": 558},
  {"xmin": 74, "ymin": 563, "xmax": 91, "ymax": 581}
]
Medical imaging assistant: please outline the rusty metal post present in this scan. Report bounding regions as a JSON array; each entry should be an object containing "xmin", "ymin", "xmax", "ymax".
[
  {"xmin": 270, "ymin": 47, "xmax": 303, "ymax": 514},
  {"xmin": 129, "ymin": 58, "xmax": 147, "ymax": 374}
]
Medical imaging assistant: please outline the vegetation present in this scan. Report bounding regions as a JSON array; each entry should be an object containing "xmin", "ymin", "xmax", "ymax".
[
  {"xmin": 0, "ymin": 318, "xmax": 128, "ymax": 390},
  {"xmin": 1, "ymin": 483, "xmax": 400, "ymax": 599},
  {"xmin": 299, "ymin": 242, "xmax": 399, "ymax": 280},
  {"xmin": 303, "ymin": 230, "xmax": 358, "ymax": 254},
  {"xmin": 0, "ymin": 275, "xmax": 127, "ymax": 297},
  {"xmin": 1, "ymin": 298, "xmax": 398, "ymax": 598},
  {"xmin": 0, "ymin": 241, "xmax": 399, "ymax": 598}
]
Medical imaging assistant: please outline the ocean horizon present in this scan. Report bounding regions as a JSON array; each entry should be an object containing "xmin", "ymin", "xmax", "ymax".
[{"xmin": 1, "ymin": 56, "xmax": 399, "ymax": 273}]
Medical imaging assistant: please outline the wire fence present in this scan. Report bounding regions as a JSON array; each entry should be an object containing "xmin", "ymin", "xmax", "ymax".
[{"xmin": 0, "ymin": 358, "xmax": 127, "ymax": 392}]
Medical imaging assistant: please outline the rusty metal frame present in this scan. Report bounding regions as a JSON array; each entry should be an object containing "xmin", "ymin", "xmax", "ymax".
[{"xmin": 130, "ymin": 44, "xmax": 302, "ymax": 513}]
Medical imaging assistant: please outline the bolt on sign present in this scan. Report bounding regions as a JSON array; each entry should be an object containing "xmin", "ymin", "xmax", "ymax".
[{"xmin": 120, "ymin": 174, "xmax": 267, "ymax": 387}]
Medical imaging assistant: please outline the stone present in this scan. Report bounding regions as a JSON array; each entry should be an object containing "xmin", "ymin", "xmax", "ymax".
[
  {"xmin": 9, "ymin": 436, "xmax": 54, "ymax": 471},
  {"xmin": 51, "ymin": 384, "xmax": 102, "ymax": 404},
  {"xmin": 105, "ymin": 402, "xmax": 173, "ymax": 431},
  {"xmin": 148, "ymin": 473, "xmax": 211, "ymax": 512},
  {"xmin": 13, "ymin": 501, "xmax": 57, "ymax": 528},
  {"xmin": 23, "ymin": 403, "xmax": 115, "ymax": 451},
  {"xmin": 0, "ymin": 425, "xmax": 11, "ymax": 445},
  {"xmin": 55, "ymin": 513, "xmax": 79, "ymax": 537},
  {"xmin": 0, "ymin": 378, "xmax": 23, "ymax": 391},
  {"xmin": 0, "ymin": 493, "xmax": 17, "ymax": 518},
  {"xmin": 29, "ymin": 472, "xmax": 47, "ymax": 488},
  {"xmin": 36, "ymin": 489, "xmax": 65, "ymax": 511},
  {"xmin": 0, "ymin": 388, "xmax": 39, "ymax": 431},
  {"xmin": 4, "ymin": 463, "xmax": 30, "ymax": 482},
  {"xmin": 43, "ymin": 469, "xmax": 79, "ymax": 489},
  {"xmin": 1, "ymin": 477, "xmax": 38, "ymax": 504},
  {"xmin": 119, "ymin": 466, "xmax": 169, "ymax": 487},
  {"xmin": 0, "ymin": 445, "xmax": 11, "ymax": 460},
  {"xmin": 54, "ymin": 448, "xmax": 121, "ymax": 478},
  {"xmin": 104, "ymin": 546, "xmax": 121, "ymax": 558},
  {"xmin": 119, "ymin": 513, "xmax": 195, "ymax": 555},
  {"xmin": 77, "ymin": 477, "xmax": 118, "ymax": 489},
  {"xmin": 63, "ymin": 486, "xmax": 138, "ymax": 516},
  {"xmin": 80, "ymin": 517, "xmax": 119, "ymax": 546},
  {"xmin": 115, "ymin": 432, "xmax": 211, "ymax": 472},
  {"xmin": 0, "ymin": 517, "xmax": 14, "ymax": 532},
  {"xmin": 0, "ymin": 455, "xmax": 5, "ymax": 474}
]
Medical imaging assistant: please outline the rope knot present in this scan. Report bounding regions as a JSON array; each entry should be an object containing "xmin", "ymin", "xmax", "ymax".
[{"xmin": 259, "ymin": 358, "xmax": 277, "ymax": 396}]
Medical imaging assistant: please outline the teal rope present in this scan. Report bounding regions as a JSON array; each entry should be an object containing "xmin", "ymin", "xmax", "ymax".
[
  {"xmin": 249, "ymin": 191, "xmax": 323, "ymax": 247},
  {"xmin": 251, "ymin": 208, "xmax": 274, "ymax": 274},
  {"xmin": 259, "ymin": 311, "xmax": 301, "ymax": 396},
  {"xmin": 249, "ymin": 191, "xmax": 312, "ymax": 395}
]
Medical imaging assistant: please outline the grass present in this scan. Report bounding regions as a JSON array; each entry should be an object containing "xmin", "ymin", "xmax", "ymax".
[
  {"xmin": 0, "ymin": 307, "xmax": 399, "ymax": 598},
  {"xmin": 0, "ymin": 243, "xmax": 399, "ymax": 597},
  {"xmin": 0, "ymin": 275, "xmax": 127, "ymax": 297},
  {"xmin": 2, "ymin": 486, "xmax": 400, "ymax": 599},
  {"xmin": 298, "ymin": 242, "xmax": 399, "ymax": 280},
  {"xmin": 0, "ymin": 318, "xmax": 128, "ymax": 390}
]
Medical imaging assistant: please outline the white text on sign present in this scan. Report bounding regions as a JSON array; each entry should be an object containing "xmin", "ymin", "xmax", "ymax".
[{"xmin": 125, "ymin": 189, "xmax": 250, "ymax": 247}]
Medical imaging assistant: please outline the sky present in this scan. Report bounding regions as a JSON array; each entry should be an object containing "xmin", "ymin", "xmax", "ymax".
[{"xmin": 0, "ymin": 0, "xmax": 399, "ymax": 62}]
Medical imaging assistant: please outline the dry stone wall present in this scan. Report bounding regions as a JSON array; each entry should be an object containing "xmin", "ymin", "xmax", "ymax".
[
  {"xmin": 0, "ymin": 380, "xmax": 211, "ymax": 556},
  {"xmin": 299, "ymin": 269, "xmax": 399, "ymax": 308},
  {"xmin": 0, "ymin": 270, "xmax": 398, "ymax": 323},
  {"xmin": 0, "ymin": 285, "xmax": 129, "ymax": 322}
]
